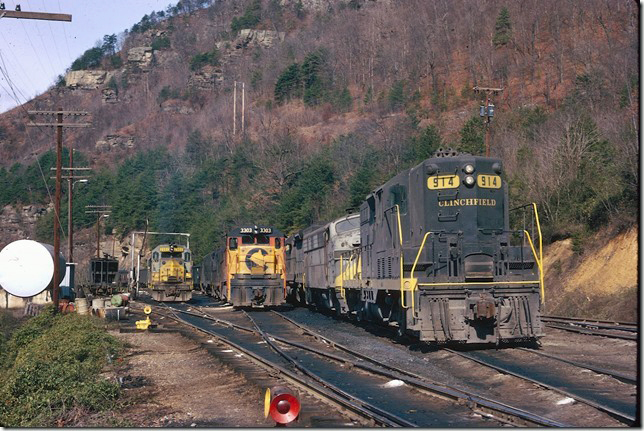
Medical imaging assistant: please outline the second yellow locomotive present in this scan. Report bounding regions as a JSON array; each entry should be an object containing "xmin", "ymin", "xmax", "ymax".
[
  {"xmin": 201, "ymin": 225, "xmax": 287, "ymax": 307},
  {"xmin": 141, "ymin": 243, "xmax": 193, "ymax": 302}
]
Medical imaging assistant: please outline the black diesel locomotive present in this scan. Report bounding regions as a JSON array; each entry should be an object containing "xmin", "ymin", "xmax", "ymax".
[
  {"xmin": 201, "ymin": 225, "xmax": 287, "ymax": 307},
  {"xmin": 286, "ymin": 149, "xmax": 544, "ymax": 344}
]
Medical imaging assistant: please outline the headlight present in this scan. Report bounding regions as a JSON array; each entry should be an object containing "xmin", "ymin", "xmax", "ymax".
[
  {"xmin": 464, "ymin": 164, "xmax": 474, "ymax": 174},
  {"xmin": 464, "ymin": 175, "xmax": 475, "ymax": 186}
]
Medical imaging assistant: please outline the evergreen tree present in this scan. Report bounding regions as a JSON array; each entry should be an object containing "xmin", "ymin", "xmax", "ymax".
[
  {"xmin": 274, "ymin": 63, "xmax": 301, "ymax": 103},
  {"xmin": 459, "ymin": 117, "xmax": 485, "ymax": 155},
  {"xmin": 388, "ymin": 80, "xmax": 406, "ymax": 111},
  {"xmin": 301, "ymin": 49, "xmax": 328, "ymax": 106},
  {"xmin": 493, "ymin": 7, "xmax": 512, "ymax": 47}
]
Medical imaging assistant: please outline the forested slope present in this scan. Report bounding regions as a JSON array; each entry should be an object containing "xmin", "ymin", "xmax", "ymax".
[{"xmin": 0, "ymin": 0, "xmax": 637, "ymax": 265}]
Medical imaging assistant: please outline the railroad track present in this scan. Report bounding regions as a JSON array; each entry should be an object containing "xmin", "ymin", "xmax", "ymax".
[
  {"xmin": 260, "ymin": 305, "xmax": 635, "ymax": 427},
  {"xmin": 541, "ymin": 315, "xmax": 637, "ymax": 341},
  {"xmin": 446, "ymin": 348, "xmax": 637, "ymax": 426},
  {"xmin": 160, "ymin": 303, "xmax": 567, "ymax": 427},
  {"xmin": 516, "ymin": 347, "xmax": 636, "ymax": 385},
  {"xmin": 149, "ymin": 304, "xmax": 399, "ymax": 427}
]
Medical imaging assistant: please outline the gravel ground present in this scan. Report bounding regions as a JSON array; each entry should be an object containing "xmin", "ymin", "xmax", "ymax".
[{"xmin": 111, "ymin": 327, "xmax": 270, "ymax": 427}]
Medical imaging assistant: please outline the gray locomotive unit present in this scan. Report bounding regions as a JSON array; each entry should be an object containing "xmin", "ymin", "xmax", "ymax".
[
  {"xmin": 286, "ymin": 149, "xmax": 545, "ymax": 344},
  {"xmin": 285, "ymin": 214, "xmax": 360, "ymax": 306}
]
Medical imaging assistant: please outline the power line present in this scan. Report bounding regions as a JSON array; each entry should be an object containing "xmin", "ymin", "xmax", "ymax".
[
  {"xmin": 18, "ymin": 19, "xmax": 52, "ymax": 79},
  {"xmin": 56, "ymin": 0, "xmax": 73, "ymax": 60}
]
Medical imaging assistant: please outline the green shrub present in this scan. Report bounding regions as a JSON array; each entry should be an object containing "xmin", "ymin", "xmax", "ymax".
[
  {"xmin": 151, "ymin": 36, "xmax": 171, "ymax": 51},
  {"xmin": 158, "ymin": 85, "xmax": 181, "ymax": 103},
  {"xmin": 109, "ymin": 55, "xmax": 123, "ymax": 69},
  {"xmin": 0, "ymin": 306, "xmax": 122, "ymax": 426},
  {"xmin": 190, "ymin": 49, "xmax": 220, "ymax": 71},
  {"xmin": 231, "ymin": 0, "xmax": 262, "ymax": 32},
  {"xmin": 71, "ymin": 47, "xmax": 105, "ymax": 71}
]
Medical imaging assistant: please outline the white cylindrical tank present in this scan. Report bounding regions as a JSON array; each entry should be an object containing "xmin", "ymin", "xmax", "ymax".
[{"xmin": 0, "ymin": 240, "xmax": 66, "ymax": 298}]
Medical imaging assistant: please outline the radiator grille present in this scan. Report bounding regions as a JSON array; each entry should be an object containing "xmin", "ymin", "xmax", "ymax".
[{"xmin": 509, "ymin": 262, "xmax": 535, "ymax": 270}]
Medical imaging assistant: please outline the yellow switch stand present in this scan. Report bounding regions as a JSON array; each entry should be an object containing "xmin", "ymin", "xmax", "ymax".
[{"xmin": 136, "ymin": 306, "xmax": 153, "ymax": 330}]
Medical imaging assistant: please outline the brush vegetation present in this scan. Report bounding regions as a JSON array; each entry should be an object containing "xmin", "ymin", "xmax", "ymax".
[{"xmin": 0, "ymin": 307, "xmax": 122, "ymax": 427}]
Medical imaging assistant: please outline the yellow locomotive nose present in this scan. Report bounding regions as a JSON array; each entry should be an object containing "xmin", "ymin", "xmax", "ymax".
[{"xmin": 161, "ymin": 260, "xmax": 184, "ymax": 282}]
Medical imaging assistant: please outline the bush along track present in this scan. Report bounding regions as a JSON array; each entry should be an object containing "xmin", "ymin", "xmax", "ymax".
[{"xmin": 0, "ymin": 306, "xmax": 122, "ymax": 427}]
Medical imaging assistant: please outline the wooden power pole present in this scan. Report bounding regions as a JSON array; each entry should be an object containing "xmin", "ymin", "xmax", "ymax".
[
  {"xmin": 85, "ymin": 206, "xmax": 112, "ymax": 258},
  {"xmin": 473, "ymin": 86, "xmax": 503, "ymax": 157},
  {"xmin": 28, "ymin": 109, "xmax": 90, "ymax": 312},
  {"xmin": 6, "ymin": 0, "xmax": 73, "ymax": 314}
]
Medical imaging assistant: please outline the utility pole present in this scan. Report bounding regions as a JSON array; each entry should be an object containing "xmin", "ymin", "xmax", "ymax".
[
  {"xmin": 29, "ymin": 109, "xmax": 90, "ymax": 312},
  {"xmin": 233, "ymin": 80, "xmax": 237, "ymax": 135},
  {"xmin": 85, "ymin": 206, "xmax": 112, "ymax": 258},
  {"xmin": 473, "ymin": 86, "xmax": 503, "ymax": 157},
  {"xmin": 49, "ymin": 167, "xmax": 91, "ymax": 261},
  {"xmin": 241, "ymin": 82, "xmax": 245, "ymax": 135},
  {"xmin": 232, "ymin": 81, "xmax": 246, "ymax": 136}
]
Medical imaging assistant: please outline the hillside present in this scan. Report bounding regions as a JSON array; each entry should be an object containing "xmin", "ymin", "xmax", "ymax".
[
  {"xmin": 0, "ymin": 0, "xmax": 638, "ymax": 317},
  {"xmin": 543, "ymin": 227, "xmax": 638, "ymax": 321}
]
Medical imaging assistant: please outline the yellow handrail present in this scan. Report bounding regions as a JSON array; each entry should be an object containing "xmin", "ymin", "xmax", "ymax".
[
  {"xmin": 410, "ymin": 232, "xmax": 433, "ymax": 280},
  {"xmin": 531, "ymin": 203, "xmax": 545, "ymax": 304},
  {"xmin": 277, "ymin": 250, "xmax": 287, "ymax": 298},
  {"xmin": 523, "ymin": 230, "xmax": 543, "ymax": 284},
  {"xmin": 226, "ymin": 250, "xmax": 232, "ymax": 300},
  {"xmin": 394, "ymin": 205, "xmax": 408, "ymax": 310},
  {"xmin": 339, "ymin": 254, "xmax": 345, "ymax": 298}
]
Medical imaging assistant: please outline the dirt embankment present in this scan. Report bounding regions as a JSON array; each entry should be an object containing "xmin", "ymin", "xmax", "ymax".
[{"xmin": 543, "ymin": 227, "xmax": 638, "ymax": 321}]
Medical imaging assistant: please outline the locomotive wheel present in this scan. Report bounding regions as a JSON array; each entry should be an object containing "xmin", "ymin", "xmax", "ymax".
[
  {"xmin": 297, "ymin": 287, "xmax": 307, "ymax": 306},
  {"xmin": 355, "ymin": 306, "xmax": 365, "ymax": 322},
  {"xmin": 396, "ymin": 318, "xmax": 407, "ymax": 338}
]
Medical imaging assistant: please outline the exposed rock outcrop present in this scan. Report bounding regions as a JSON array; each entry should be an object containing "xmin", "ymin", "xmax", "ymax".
[
  {"xmin": 188, "ymin": 65, "xmax": 224, "ymax": 90},
  {"xmin": 95, "ymin": 135, "xmax": 135, "ymax": 152},
  {"xmin": 235, "ymin": 29, "xmax": 285, "ymax": 49},
  {"xmin": 102, "ymin": 88, "xmax": 118, "ymax": 103},
  {"xmin": 127, "ymin": 47, "xmax": 154, "ymax": 72},
  {"xmin": 0, "ymin": 204, "xmax": 48, "ymax": 249},
  {"xmin": 160, "ymin": 100, "xmax": 195, "ymax": 114},
  {"xmin": 65, "ymin": 70, "xmax": 109, "ymax": 89}
]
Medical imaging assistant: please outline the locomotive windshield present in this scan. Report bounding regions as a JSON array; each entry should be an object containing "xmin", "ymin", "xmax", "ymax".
[
  {"xmin": 335, "ymin": 217, "xmax": 360, "ymax": 233},
  {"xmin": 256, "ymin": 235, "xmax": 270, "ymax": 244},
  {"xmin": 161, "ymin": 251, "xmax": 183, "ymax": 258}
]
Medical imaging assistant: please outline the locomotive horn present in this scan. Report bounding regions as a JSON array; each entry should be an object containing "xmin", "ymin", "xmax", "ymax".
[{"xmin": 264, "ymin": 386, "xmax": 301, "ymax": 425}]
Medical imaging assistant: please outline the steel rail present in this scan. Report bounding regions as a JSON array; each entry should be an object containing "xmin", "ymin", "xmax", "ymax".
[
  {"xmin": 268, "ymin": 311, "xmax": 567, "ymax": 427},
  {"xmin": 516, "ymin": 348, "xmax": 636, "ymax": 385},
  {"xmin": 154, "ymin": 305, "xmax": 408, "ymax": 427},
  {"xmin": 241, "ymin": 311, "xmax": 417, "ymax": 427},
  {"xmin": 541, "ymin": 316, "xmax": 638, "ymax": 333},
  {"xmin": 446, "ymin": 349, "xmax": 636, "ymax": 426},
  {"xmin": 178, "ymin": 305, "xmax": 566, "ymax": 427},
  {"xmin": 542, "ymin": 315, "xmax": 637, "ymax": 328},
  {"xmin": 544, "ymin": 322, "xmax": 637, "ymax": 341}
]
